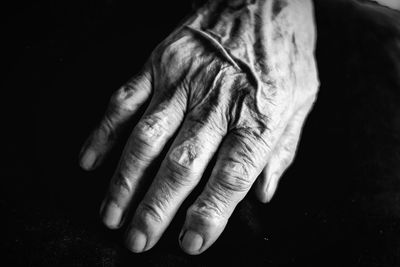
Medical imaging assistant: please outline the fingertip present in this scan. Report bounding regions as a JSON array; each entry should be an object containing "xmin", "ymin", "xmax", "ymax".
[
  {"xmin": 80, "ymin": 147, "xmax": 98, "ymax": 171},
  {"xmin": 125, "ymin": 228, "xmax": 148, "ymax": 253},
  {"xmin": 255, "ymin": 176, "xmax": 270, "ymax": 203},
  {"xmin": 179, "ymin": 205, "xmax": 227, "ymax": 256},
  {"xmin": 255, "ymin": 188, "xmax": 270, "ymax": 203},
  {"xmin": 179, "ymin": 230, "xmax": 204, "ymax": 255},
  {"xmin": 265, "ymin": 176, "xmax": 278, "ymax": 202},
  {"xmin": 255, "ymin": 182, "xmax": 275, "ymax": 203},
  {"xmin": 101, "ymin": 201, "xmax": 124, "ymax": 229}
]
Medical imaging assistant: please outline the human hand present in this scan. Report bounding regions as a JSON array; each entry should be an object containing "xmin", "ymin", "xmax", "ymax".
[{"xmin": 79, "ymin": 0, "xmax": 318, "ymax": 255}]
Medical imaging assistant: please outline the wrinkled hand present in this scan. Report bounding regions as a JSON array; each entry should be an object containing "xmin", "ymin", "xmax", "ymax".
[{"xmin": 79, "ymin": 0, "xmax": 318, "ymax": 255}]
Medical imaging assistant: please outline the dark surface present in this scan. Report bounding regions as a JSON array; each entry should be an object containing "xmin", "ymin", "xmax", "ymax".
[{"xmin": 2, "ymin": 0, "xmax": 400, "ymax": 266}]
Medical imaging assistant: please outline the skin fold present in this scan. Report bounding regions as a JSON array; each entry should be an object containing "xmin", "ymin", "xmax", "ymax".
[{"xmin": 79, "ymin": 0, "xmax": 319, "ymax": 255}]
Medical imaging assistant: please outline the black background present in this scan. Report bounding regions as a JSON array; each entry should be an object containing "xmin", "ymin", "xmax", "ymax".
[{"xmin": 2, "ymin": 0, "xmax": 400, "ymax": 266}]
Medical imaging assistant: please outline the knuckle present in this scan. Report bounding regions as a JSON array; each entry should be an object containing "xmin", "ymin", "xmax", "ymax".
[
  {"xmin": 220, "ymin": 152, "xmax": 256, "ymax": 182},
  {"xmin": 216, "ymin": 170, "xmax": 253, "ymax": 193},
  {"xmin": 232, "ymin": 129, "xmax": 271, "ymax": 159},
  {"xmin": 188, "ymin": 198, "xmax": 226, "ymax": 224},
  {"xmin": 123, "ymin": 147, "xmax": 151, "ymax": 170},
  {"xmin": 92, "ymin": 120, "xmax": 112, "ymax": 147},
  {"xmin": 146, "ymin": 179, "xmax": 180, "ymax": 211},
  {"xmin": 136, "ymin": 201, "xmax": 165, "ymax": 224},
  {"xmin": 280, "ymin": 145, "xmax": 296, "ymax": 168},
  {"xmin": 282, "ymin": 139, "xmax": 297, "ymax": 155},
  {"xmin": 99, "ymin": 114, "xmax": 116, "ymax": 141},
  {"xmin": 110, "ymin": 86, "xmax": 137, "ymax": 112},
  {"xmin": 163, "ymin": 167, "xmax": 194, "ymax": 189},
  {"xmin": 167, "ymin": 141, "xmax": 200, "ymax": 173},
  {"xmin": 135, "ymin": 116, "xmax": 167, "ymax": 146},
  {"xmin": 279, "ymin": 136, "xmax": 298, "ymax": 166},
  {"xmin": 102, "ymin": 114, "xmax": 114, "ymax": 133},
  {"xmin": 111, "ymin": 73, "xmax": 152, "ymax": 112},
  {"xmin": 111, "ymin": 172, "xmax": 132, "ymax": 197},
  {"xmin": 128, "ymin": 71, "xmax": 152, "ymax": 92},
  {"xmin": 155, "ymin": 35, "xmax": 193, "ymax": 66},
  {"xmin": 110, "ymin": 88, "xmax": 125, "ymax": 107}
]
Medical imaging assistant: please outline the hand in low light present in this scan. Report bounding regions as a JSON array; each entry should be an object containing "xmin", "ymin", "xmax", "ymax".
[{"xmin": 79, "ymin": 0, "xmax": 318, "ymax": 255}]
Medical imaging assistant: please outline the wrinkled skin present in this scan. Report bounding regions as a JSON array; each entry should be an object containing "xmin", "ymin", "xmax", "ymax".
[{"xmin": 79, "ymin": 0, "xmax": 319, "ymax": 255}]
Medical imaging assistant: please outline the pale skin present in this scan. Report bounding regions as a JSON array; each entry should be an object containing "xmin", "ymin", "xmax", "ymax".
[{"xmin": 79, "ymin": 0, "xmax": 319, "ymax": 255}]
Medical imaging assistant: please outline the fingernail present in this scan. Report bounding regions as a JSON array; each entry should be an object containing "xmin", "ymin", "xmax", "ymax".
[
  {"xmin": 80, "ymin": 148, "xmax": 97, "ymax": 170},
  {"xmin": 101, "ymin": 201, "xmax": 123, "ymax": 229},
  {"xmin": 126, "ymin": 229, "xmax": 147, "ymax": 253},
  {"xmin": 181, "ymin": 230, "xmax": 203, "ymax": 253}
]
